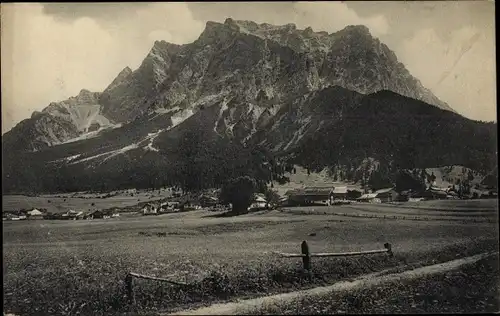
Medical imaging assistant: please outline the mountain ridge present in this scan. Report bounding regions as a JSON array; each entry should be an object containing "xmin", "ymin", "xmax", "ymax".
[{"xmin": 3, "ymin": 19, "xmax": 495, "ymax": 194}]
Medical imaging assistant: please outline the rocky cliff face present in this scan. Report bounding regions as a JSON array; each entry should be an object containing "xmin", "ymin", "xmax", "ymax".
[
  {"xmin": 134, "ymin": 19, "xmax": 455, "ymax": 144},
  {"xmin": 2, "ymin": 89, "xmax": 116, "ymax": 152},
  {"xmin": 99, "ymin": 41, "xmax": 182, "ymax": 123},
  {"xmin": 3, "ymin": 19, "xmax": 455, "ymax": 153}
]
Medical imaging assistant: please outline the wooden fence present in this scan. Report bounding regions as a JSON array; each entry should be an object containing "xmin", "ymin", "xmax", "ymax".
[
  {"xmin": 125, "ymin": 272, "xmax": 188, "ymax": 304},
  {"xmin": 124, "ymin": 241, "xmax": 393, "ymax": 304},
  {"xmin": 274, "ymin": 241, "xmax": 393, "ymax": 271}
]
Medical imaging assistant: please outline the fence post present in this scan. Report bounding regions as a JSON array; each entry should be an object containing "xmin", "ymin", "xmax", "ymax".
[
  {"xmin": 301, "ymin": 240, "xmax": 311, "ymax": 271},
  {"xmin": 125, "ymin": 273, "xmax": 134, "ymax": 304},
  {"xmin": 384, "ymin": 243, "xmax": 393, "ymax": 257}
]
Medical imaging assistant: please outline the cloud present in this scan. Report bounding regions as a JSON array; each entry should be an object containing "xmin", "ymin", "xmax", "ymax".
[
  {"xmin": 1, "ymin": 3, "xmax": 204, "ymax": 134},
  {"xmin": 399, "ymin": 27, "xmax": 496, "ymax": 121}
]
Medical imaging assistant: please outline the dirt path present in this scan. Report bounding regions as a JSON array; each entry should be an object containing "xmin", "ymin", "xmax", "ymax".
[{"xmin": 168, "ymin": 252, "xmax": 497, "ymax": 315}]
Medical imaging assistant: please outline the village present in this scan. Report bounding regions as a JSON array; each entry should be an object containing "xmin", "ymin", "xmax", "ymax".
[{"xmin": 3, "ymin": 177, "xmax": 496, "ymax": 221}]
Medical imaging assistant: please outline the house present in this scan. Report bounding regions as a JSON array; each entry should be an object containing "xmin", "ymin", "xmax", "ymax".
[
  {"xmin": 331, "ymin": 186, "xmax": 348, "ymax": 201},
  {"xmin": 142, "ymin": 204, "xmax": 159, "ymax": 216},
  {"xmin": 426, "ymin": 188, "xmax": 448, "ymax": 200},
  {"xmin": 373, "ymin": 188, "xmax": 399, "ymax": 203},
  {"xmin": 27, "ymin": 208, "xmax": 44, "ymax": 220},
  {"xmin": 286, "ymin": 187, "xmax": 333, "ymax": 206},
  {"xmin": 199, "ymin": 194, "xmax": 219, "ymax": 208},
  {"xmin": 357, "ymin": 193, "xmax": 379, "ymax": 203},
  {"xmin": 249, "ymin": 194, "xmax": 268, "ymax": 210},
  {"xmin": 83, "ymin": 211, "xmax": 94, "ymax": 220},
  {"xmin": 90, "ymin": 210, "xmax": 112, "ymax": 219},
  {"xmin": 62, "ymin": 210, "xmax": 83, "ymax": 220},
  {"xmin": 4, "ymin": 213, "xmax": 19, "ymax": 221},
  {"xmin": 159, "ymin": 201, "xmax": 180, "ymax": 213}
]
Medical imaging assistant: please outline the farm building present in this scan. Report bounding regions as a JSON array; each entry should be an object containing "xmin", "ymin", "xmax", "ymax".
[
  {"xmin": 142, "ymin": 204, "xmax": 159, "ymax": 216},
  {"xmin": 90, "ymin": 210, "xmax": 113, "ymax": 219},
  {"xmin": 286, "ymin": 187, "xmax": 333, "ymax": 206},
  {"xmin": 159, "ymin": 201, "xmax": 180, "ymax": 212},
  {"xmin": 61, "ymin": 210, "xmax": 84, "ymax": 220},
  {"xmin": 374, "ymin": 188, "xmax": 399, "ymax": 203},
  {"xmin": 425, "ymin": 188, "xmax": 448, "ymax": 200},
  {"xmin": 199, "ymin": 194, "xmax": 219, "ymax": 208},
  {"xmin": 27, "ymin": 208, "xmax": 44, "ymax": 220},
  {"xmin": 249, "ymin": 194, "xmax": 268, "ymax": 210},
  {"xmin": 331, "ymin": 186, "xmax": 348, "ymax": 201},
  {"xmin": 357, "ymin": 188, "xmax": 399, "ymax": 203},
  {"xmin": 357, "ymin": 193, "xmax": 379, "ymax": 203},
  {"xmin": 3, "ymin": 213, "xmax": 19, "ymax": 221}
]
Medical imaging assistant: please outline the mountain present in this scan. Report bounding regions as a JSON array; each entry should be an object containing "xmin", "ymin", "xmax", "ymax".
[
  {"xmin": 3, "ymin": 19, "xmax": 455, "ymax": 151},
  {"xmin": 2, "ymin": 19, "xmax": 496, "ymax": 194},
  {"xmin": 2, "ymin": 89, "xmax": 117, "ymax": 152}
]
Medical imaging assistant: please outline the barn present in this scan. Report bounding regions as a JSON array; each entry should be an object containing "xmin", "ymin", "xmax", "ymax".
[
  {"xmin": 357, "ymin": 193, "xmax": 378, "ymax": 203},
  {"xmin": 286, "ymin": 187, "xmax": 333, "ymax": 206},
  {"xmin": 331, "ymin": 186, "xmax": 348, "ymax": 201}
]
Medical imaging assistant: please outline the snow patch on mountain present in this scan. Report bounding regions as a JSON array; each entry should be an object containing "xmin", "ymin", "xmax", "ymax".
[
  {"xmin": 143, "ymin": 129, "xmax": 164, "ymax": 152},
  {"xmin": 283, "ymin": 116, "xmax": 312, "ymax": 151},
  {"xmin": 171, "ymin": 108, "xmax": 195, "ymax": 128}
]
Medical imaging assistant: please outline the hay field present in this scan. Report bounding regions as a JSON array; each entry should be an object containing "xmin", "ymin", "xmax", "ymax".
[{"xmin": 3, "ymin": 202, "xmax": 498, "ymax": 315}]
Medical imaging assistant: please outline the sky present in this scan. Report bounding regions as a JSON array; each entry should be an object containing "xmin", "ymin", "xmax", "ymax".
[{"xmin": 1, "ymin": 1, "xmax": 496, "ymax": 134}]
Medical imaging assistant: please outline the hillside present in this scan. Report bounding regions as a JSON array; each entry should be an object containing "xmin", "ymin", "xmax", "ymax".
[{"xmin": 291, "ymin": 90, "xmax": 496, "ymax": 176}]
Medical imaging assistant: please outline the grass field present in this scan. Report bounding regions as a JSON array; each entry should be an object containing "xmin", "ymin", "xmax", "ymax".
[
  {"xmin": 2, "ymin": 189, "xmax": 174, "ymax": 214},
  {"xmin": 247, "ymin": 254, "xmax": 500, "ymax": 314},
  {"xmin": 3, "ymin": 200, "xmax": 499, "ymax": 315}
]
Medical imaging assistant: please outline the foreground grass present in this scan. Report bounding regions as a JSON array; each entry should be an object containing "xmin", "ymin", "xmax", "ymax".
[
  {"xmin": 247, "ymin": 254, "xmax": 500, "ymax": 315},
  {"xmin": 3, "ymin": 236, "xmax": 497, "ymax": 316},
  {"xmin": 3, "ymin": 209, "xmax": 498, "ymax": 315}
]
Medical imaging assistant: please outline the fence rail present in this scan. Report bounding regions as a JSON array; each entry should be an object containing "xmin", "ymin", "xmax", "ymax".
[
  {"xmin": 124, "ymin": 241, "xmax": 394, "ymax": 304},
  {"xmin": 125, "ymin": 272, "xmax": 188, "ymax": 304},
  {"xmin": 275, "ymin": 241, "xmax": 393, "ymax": 271}
]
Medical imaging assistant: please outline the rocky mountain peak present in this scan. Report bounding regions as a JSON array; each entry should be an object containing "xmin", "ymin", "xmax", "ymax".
[
  {"xmin": 104, "ymin": 67, "xmax": 133, "ymax": 91},
  {"xmin": 338, "ymin": 24, "xmax": 372, "ymax": 37}
]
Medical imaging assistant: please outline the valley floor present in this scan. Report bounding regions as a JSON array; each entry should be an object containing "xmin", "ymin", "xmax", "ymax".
[{"xmin": 2, "ymin": 200, "xmax": 499, "ymax": 315}]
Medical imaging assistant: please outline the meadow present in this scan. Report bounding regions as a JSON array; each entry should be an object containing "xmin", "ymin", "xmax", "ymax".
[
  {"xmin": 2, "ymin": 189, "xmax": 173, "ymax": 214},
  {"xmin": 3, "ymin": 201, "xmax": 499, "ymax": 315}
]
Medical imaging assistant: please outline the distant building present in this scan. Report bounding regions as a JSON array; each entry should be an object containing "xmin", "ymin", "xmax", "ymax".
[
  {"xmin": 373, "ymin": 188, "xmax": 399, "ymax": 203},
  {"xmin": 90, "ymin": 210, "xmax": 112, "ymax": 219},
  {"xmin": 357, "ymin": 193, "xmax": 379, "ymax": 203},
  {"xmin": 249, "ymin": 194, "xmax": 268, "ymax": 210},
  {"xmin": 331, "ymin": 186, "xmax": 348, "ymax": 201},
  {"xmin": 27, "ymin": 208, "xmax": 44, "ymax": 220},
  {"xmin": 199, "ymin": 193, "xmax": 219, "ymax": 208},
  {"xmin": 425, "ymin": 188, "xmax": 448, "ymax": 200},
  {"xmin": 142, "ymin": 204, "xmax": 159, "ymax": 216},
  {"xmin": 286, "ymin": 187, "xmax": 333, "ymax": 206}
]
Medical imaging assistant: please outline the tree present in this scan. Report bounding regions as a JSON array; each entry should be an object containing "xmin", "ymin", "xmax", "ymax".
[
  {"xmin": 467, "ymin": 170, "xmax": 474, "ymax": 182},
  {"xmin": 264, "ymin": 189, "xmax": 281, "ymax": 209},
  {"xmin": 219, "ymin": 176, "xmax": 257, "ymax": 214},
  {"xmin": 368, "ymin": 169, "xmax": 393, "ymax": 191},
  {"xmin": 430, "ymin": 172, "xmax": 436, "ymax": 183},
  {"xmin": 395, "ymin": 171, "xmax": 426, "ymax": 193}
]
